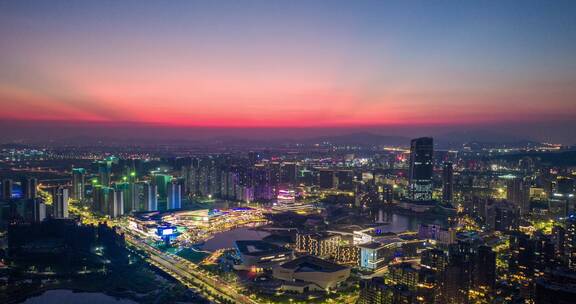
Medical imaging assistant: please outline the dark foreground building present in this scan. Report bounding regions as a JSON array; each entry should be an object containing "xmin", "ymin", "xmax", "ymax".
[{"xmin": 535, "ymin": 269, "xmax": 576, "ymax": 304}]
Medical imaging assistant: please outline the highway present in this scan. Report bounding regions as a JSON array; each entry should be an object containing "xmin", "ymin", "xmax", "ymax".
[{"xmin": 123, "ymin": 232, "xmax": 260, "ymax": 304}]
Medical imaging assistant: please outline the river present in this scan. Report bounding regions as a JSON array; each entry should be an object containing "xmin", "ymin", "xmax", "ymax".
[
  {"xmin": 374, "ymin": 209, "xmax": 447, "ymax": 233},
  {"xmin": 199, "ymin": 227, "xmax": 270, "ymax": 251}
]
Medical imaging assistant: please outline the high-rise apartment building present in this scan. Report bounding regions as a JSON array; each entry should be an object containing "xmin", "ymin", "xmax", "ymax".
[
  {"xmin": 71, "ymin": 168, "xmax": 86, "ymax": 200},
  {"xmin": 51, "ymin": 186, "xmax": 69, "ymax": 218},
  {"xmin": 442, "ymin": 162, "xmax": 454, "ymax": 204}
]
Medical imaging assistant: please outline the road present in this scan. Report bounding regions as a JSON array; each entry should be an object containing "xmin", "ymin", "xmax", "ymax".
[{"xmin": 123, "ymin": 232, "xmax": 260, "ymax": 304}]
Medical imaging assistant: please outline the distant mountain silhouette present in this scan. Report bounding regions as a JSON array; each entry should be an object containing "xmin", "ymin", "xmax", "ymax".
[
  {"xmin": 437, "ymin": 130, "xmax": 534, "ymax": 144},
  {"xmin": 306, "ymin": 133, "xmax": 410, "ymax": 146}
]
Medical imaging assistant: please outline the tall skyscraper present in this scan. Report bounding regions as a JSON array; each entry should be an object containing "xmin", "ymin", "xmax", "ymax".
[
  {"xmin": 475, "ymin": 245, "xmax": 496, "ymax": 289},
  {"xmin": 134, "ymin": 182, "xmax": 146, "ymax": 211},
  {"xmin": 154, "ymin": 174, "xmax": 172, "ymax": 200},
  {"xmin": 507, "ymin": 176, "xmax": 530, "ymax": 215},
  {"xmin": 485, "ymin": 200, "xmax": 520, "ymax": 232},
  {"xmin": 116, "ymin": 182, "xmax": 135, "ymax": 214},
  {"xmin": 221, "ymin": 170, "xmax": 238, "ymax": 200},
  {"xmin": 148, "ymin": 184, "xmax": 158, "ymax": 211},
  {"xmin": 100, "ymin": 188, "xmax": 124, "ymax": 218},
  {"xmin": 442, "ymin": 162, "xmax": 454, "ymax": 204},
  {"xmin": 93, "ymin": 185, "xmax": 104, "ymax": 212},
  {"xmin": 566, "ymin": 216, "xmax": 576, "ymax": 270},
  {"xmin": 268, "ymin": 162, "xmax": 282, "ymax": 190},
  {"xmin": 442, "ymin": 241, "xmax": 475, "ymax": 303},
  {"xmin": 167, "ymin": 182, "xmax": 182, "ymax": 210},
  {"xmin": 94, "ymin": 185, "xmax": 123, "ymax": 217},
  {"xmin": 71, "ymin": 168, "xmax": 86, "ymax": 200},
  {"xmin": 140, "ymin": 182, "xmax": 158, "ymax": 212},
  {"xmin": 97, "ymin": 160, "xmax": 112, "ymax": 187},
  {"xmin": 182, "ymin": 160, "xmax": 200, "ymax": 196},
  {"xmin": 252, "ymin": 164, "xmax": 274, "ymax": 200},
  {"xmin": 509, "ymin": 232, "xmax": 536, "ymax": 278},
  {"xmin": 130, "ymin": 182, "xmax": 139, "ymax": 212},
  {"xmin": 21, "ymin": 177, "xmax": 38, "ymax": 200},
  {"xmin": 134, "ymin": 181, "xmax": 158, "ymax": 211},
  {"xmin": 408, "ymin": 137, "xmax": 434, "ymax": 201},
  {"xmin": 195, "ymin": 157, "xmax": 222, "ymax": 197},
  {"xmin": 95, "ymin": 185, "xmax": 114, "ymax": 214},
  {"xmin": 552, "ymin": 177, "xmax": 575, "ymax": 217},
  {"xmin": 51, "ymin": 186, "xmax": 69, "ymax": 218},
  {"xmin": 533, "ymin": 233, "xmax": 556, "ymax": 276}
]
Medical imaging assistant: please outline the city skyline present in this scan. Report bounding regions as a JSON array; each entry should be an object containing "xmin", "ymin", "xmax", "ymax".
[
  {"xmin": 1, "ymin": 1, "xmax": 575, "ymax": 143},
  {"xmin": 1, "ymin": 2, "xmax": 576, "ymax": 303}
]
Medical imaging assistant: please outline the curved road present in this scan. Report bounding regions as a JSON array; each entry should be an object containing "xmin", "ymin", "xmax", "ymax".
[{"xmin": 124, "ymin": 232, "xmax": 259, "ymax": 304}]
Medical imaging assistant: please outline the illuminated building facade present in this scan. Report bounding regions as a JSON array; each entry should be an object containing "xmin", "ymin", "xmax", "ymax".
[
  {"xmin": 357, "ymin": 277, "xmax": 413, "ymax": 304},
  {"xmin": 234, "ymin": 240, "xmax": 293, "ymax": 270},
  {"xmin": 51, "ymin": 186, "xmax": 69, "ymax": 219},
  {"xmin": 108, "ymin": 189, "xmax": 124, "ymax": 218},
  {"xmin": 97, "ymin": 159, "xmax": 113, "ymax": 187},
  {"xmin": 295, "ymin": 233, "xmax": 341, "ymax": 258},
  {"xmin": 408, "ymin": 137, "xmax": 433, "ymax": 201},
  {"xmin": 509, "ymin": 232, "xmax": 537, "ymax": 291},
  {"xmin": 145, "ymin": 183, "xmax": 158, "ymax": 212},
  {"xmin": 566, "ymin": 216, "xmax": 576, "ymax": 270},
  {"xmin": 71, "ymin": 168, "xmax": 86, "ymax": 200},
  {"xmin": 507, "ymin": 176, "xmax": 531, "ymax": 215},
  {"xmin": 115, "ymin": 182, "xmax": 135, "ymax": 213},
  {"xmin": 335, "ymin": 244, "xmax": 360, "ymax": 265},
  {"xmin": 485, "ymin": 200, "xmax": 520, "ymax": 232},
  {"xmin": 550, "ymin": 177, "xmax": 575, "ymax": 218},
  {"xmin": 154, "ymin": 174, "xmax": 172, "ymax": 200},
  {"xmin": 389, "ymin": 262, "xmax": 419, "ymax": 291},
  {"xmin": 358, "ymin": 242, "xmax": 397, "ymax": 271},
  {"xmin": 418, "ymin": 224, "xmax": 456, "ymax": 245},
  {"xmin": 167, "ymin": 182, "xmax": 182, "ymax": 210},
  {"xmin": 94, "ymin": 186, "xmax": 123, "ymax": 217}
]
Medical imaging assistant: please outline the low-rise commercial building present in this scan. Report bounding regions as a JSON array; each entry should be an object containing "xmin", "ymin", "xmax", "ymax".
[
  {"xmin": 273, "ymin": 255, "xmax": 350, "ymax": 292},
  {"xmin": 234, "ymin": 240, "xmax": 293, "ymax": 270}
]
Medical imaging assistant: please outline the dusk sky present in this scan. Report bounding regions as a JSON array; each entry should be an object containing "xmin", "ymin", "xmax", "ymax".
[{"xmin": 1, "ymin": 1, "xmax": 575, "ymax": 142}]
